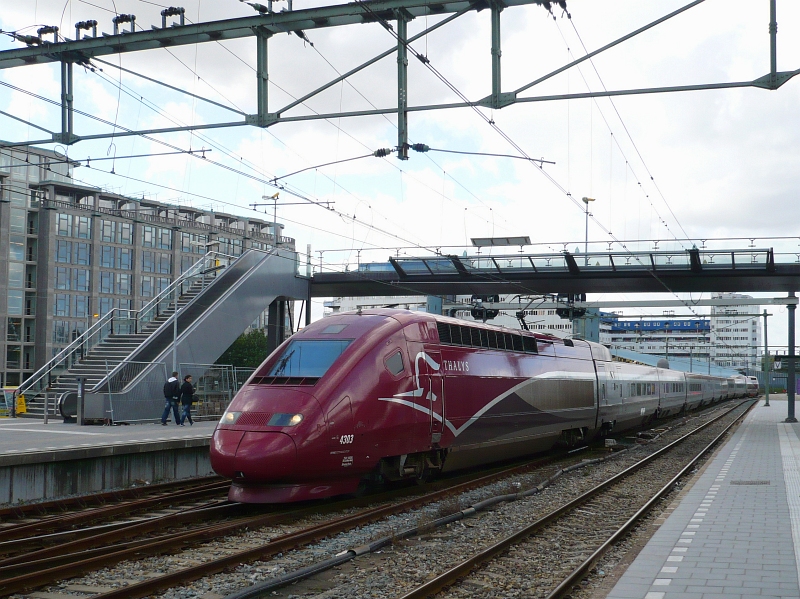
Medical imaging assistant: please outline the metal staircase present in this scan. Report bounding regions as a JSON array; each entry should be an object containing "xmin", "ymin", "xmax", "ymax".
[
  {"xmin": 21, "ymin": 280, "xmax": 207, "ymax": 418},
  {"xmin": 16, "ymin": 248, "xmax": 309, "ymax": 422}
]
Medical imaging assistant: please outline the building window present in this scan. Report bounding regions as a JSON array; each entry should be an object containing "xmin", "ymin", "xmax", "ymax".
[
  {"xmin": 141, "ymin": 250, "xmax": 154, "ymax": 272},
  {"xmin": 157, "ymin": 277, "xmax": 171, "ymax": 294},
  {"xmin": 117, "ymin": 247, "xmax": 132, "ymax": 270},
  {"xmin": 74, "ymin": 295, "xmax": 88, "ymax": 318},
  {"xmin": 7, "ymin": 262, "xmax": 23, "ymax": 289},
  {"xmin": 7, "ymin": 290, "xmax": 23, "ymax": 316},
  {"xmin": 158, "ymin": 253, "xmax": 171, "ymax": 274},
  {"xmin": 9, "ymin": 208, "xmax": 26, "ymax": 234},
  {"xmin": 142, "ymin": 225, "xmax": 155, "ymax": 248},
  {"xmin": 75, "ymin": 242, "xmax": 91, "ymax": 265},
  {"xmin": 56, "ymin": 213, "xmax": 73, "ymax": 237},
  {"xmin": 54, "ymin": 294, "xmax": 71, "ymax": 316},
  {"xmin": 158, "ymin": 228, "xmax": 172, "ymax": 250},
  {"xmin": 100, "ymin": 272, "xmax": 113, "ymax": 294},
  {"xmin": 141, "ymin": 275, "xmax": 154, "ymax": 297},
  {"xmin": 56, "ymin": 240, "xmax": 73, "ymax": 263},
  {"xmin": 119, "ymin": 222, "xmax": 133, "ymax": 244},
  {"xmin": 76, "ymin": 216, "xmax": 92, "ymax": 239},
  {"xmin": 74, "ymin": 269, "xmax": 90, "ymax": 292},
  {"xmin": 53, "ymin": 320, "xmax": 70, "ymax": 344},
  {"xmin": 9, "ymin": 235, "xmax": 24, "ymax": 261},
  {"xmin": 98, "ymin": 297, "xmax": 113, "ymax": 316},
  {"xmin": 101, "ymin": 246, "xmax": 115, "ymax": 268},
  {"xmin": 116, "ymin": 273, "xmax": 131, "ymax": 295},
  {"xmin": 55, "ymin": 267, "xmax": 70, "ymax": 290},
  {"xmin": 101, "ymin": 219, "xmax": 116, "ymax": 242}
]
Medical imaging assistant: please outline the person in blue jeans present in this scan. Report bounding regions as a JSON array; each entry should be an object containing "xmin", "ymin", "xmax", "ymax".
[
  {"xmin": 179, "ymin": 374, "xmax": 196, "ymax": 426},
  {"xmin": 161, "ymin": 372, "xmax": 181, "ymax": 425}
]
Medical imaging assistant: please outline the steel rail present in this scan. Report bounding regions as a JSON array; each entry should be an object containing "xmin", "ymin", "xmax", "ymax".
[
  {"xmin": 396, "ymin": 399, "xmax": 755, "ymax": 599},
  {"xmin": 0, "ymin": 475, "xmax": 223, "ymax": 521},
  {"xmin": 4, "ymin": 453, "xmax": 564, "ymax": 599},
  {"xmin": 0, "ymin": 480, "xmax": 230, "ymax": 543},
  {"xmin": 0, "ymin": 500, "xmax": 242, "ymax": 556},
  {"xmin": 545, "ymin": 401, "xmax": 755, "ymax": 599}
]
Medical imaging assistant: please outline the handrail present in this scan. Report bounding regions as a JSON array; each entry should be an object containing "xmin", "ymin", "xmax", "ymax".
[
  {"xmin": 17, "ymin": 308, "xmax": 133, "ymax": 398},
  {"xmin": 138, "ymin": 251, "xmax": 237, "ymax": 326}
]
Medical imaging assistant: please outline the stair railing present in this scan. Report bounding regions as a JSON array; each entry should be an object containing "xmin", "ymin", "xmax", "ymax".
[
  {"xmin": 137, "ymin": 251, "xmax": 237, "ymax": 332},
  {"xmin": 17, "ymin": 251, "xmax": 237, "ymax": 403},
  {"xmin": 16, "ymin": 308, "xmax": 134, "ymax": 400}
]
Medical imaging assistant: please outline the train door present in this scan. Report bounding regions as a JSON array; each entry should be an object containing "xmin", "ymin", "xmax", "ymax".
[
  {"xmin": 596, "ymin": 363, "xmax": 608, "ymax": 406},
  {"xmin": 422, "ymin": 349, "xmax": 445, "ymax": 443}
]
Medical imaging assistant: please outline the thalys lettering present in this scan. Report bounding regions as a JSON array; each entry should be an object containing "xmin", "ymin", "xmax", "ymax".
[
  {"xmin": 210, "ymin": 308, "xmax": 755, "ymax": 503},
  {"xmin": 443, "ymin": 360, "xmax": 469, "ymax": 372}
]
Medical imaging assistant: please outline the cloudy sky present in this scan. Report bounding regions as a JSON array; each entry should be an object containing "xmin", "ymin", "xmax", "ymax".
[{"xmin": 1, "ymin": 0, "xmax": 799, "ymax": 349}]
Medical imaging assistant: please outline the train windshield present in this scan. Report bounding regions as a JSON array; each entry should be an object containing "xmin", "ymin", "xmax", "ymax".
[{"xmin": 266, "ymin": 339, "xmax": 353, "ymax": 377}]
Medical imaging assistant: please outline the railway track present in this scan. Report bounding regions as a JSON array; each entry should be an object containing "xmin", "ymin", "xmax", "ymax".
[
  {"xmin": 0, "ymin": 479, "xmax": 232, "ymax": 546},
  {"xmin": 3, "ymin": 401, "xmax": 744, "ymax": 599},
  {"xmin": 1, "ymin": 449, "xmax": 575, "ymax": 598},
  {"xmin": 392, "ymin": 400, "xmax": 754, "ymax": 599}
]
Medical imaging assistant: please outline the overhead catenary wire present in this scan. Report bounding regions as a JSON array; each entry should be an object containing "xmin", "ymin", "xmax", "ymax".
[
  {"xmin": 352, "ymin": 0, "xmax": 757, "ymax": 354},
  {"xmin": 567, "ymin": 17, "xmax": 694, "ymax": 246},
  {"xmin": 551, "ymin": 18, "xmax": 691, "ymax": 248}
]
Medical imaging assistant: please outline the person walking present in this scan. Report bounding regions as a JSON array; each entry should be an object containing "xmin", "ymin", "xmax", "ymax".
[
  {"xmin": 179, "ymin": 374, "xmax": 196, "ymax": 426},
  {"xmin": 161, "ymin": 371, "xmax": 181, "ymax": 425}
]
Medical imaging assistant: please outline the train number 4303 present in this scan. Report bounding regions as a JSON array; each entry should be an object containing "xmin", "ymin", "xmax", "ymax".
[{"xmin": 339, "ymin": 434, "xmax": 354, "ymax": 444}]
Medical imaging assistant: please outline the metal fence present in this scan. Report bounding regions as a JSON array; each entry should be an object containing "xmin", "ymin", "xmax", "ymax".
[
  {"xmin": 744, "ymin": 369, "xmax": 789, "ymax": 393},
  {"xmin": 100, "ymin": 361, "xmax": 250, "ymax": 423}
]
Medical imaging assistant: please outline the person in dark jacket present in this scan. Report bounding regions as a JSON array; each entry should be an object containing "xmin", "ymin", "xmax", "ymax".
[
  {"xmin": 179, "ymin": 375, "xmax": 195, "ymax": 426},
  {"xmin": 161, "ymin": 372, "xmax": 181, "ymax": 425}
]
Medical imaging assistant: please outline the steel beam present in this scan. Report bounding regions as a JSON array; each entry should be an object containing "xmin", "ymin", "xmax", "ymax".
[
  {"xmin": 490, "ymin": 1, "xmax": 502, "ymax": 108},
  {"xmin": 255, "ymin": 27, "xmax": 272, "ymax": 127},
  {"xmin": 274, "ymin": 7, "xmax": 468, "ymax": 117},
  {"xmin": 56, "ymin": 61, "xmax": 77, "ymax": 144},
  {"xmin": 0, "ymin": 0, "xmax": 549, "ymax": 70},
  {"xmin": 397, "ymin": 13, "xmax": 409, "ymax": 160},
  {"xmin": 770, "ymin": 0, "xmax": 778, "ymax": 87}
]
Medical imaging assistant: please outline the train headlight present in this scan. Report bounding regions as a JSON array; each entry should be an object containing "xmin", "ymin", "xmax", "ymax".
[
  {"xmin": 268, "ymin": 413, "xmax": 304, "ymax": 426},
  {"xmin": 220, "ymin": 411, "xmax": 242, "ymax": 425}
]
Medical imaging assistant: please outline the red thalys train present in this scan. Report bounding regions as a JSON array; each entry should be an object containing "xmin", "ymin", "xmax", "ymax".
[{"xmin": 210, "ymin": 309, "xmax": 751, "ymax": 503}]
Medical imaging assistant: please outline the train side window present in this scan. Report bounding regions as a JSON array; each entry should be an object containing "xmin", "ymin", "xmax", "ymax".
[
  {"xmin": 511, "ymin": 334, "xmax": 524, "ymax": 352},
  {"xmin": 503, "ymin": 332, "xmax": 514, "ymax": 351},
  {"xmin": 479, "ymin": 329, "xmax": 490, "ymax": 348},
  {"xmin": 522, "ymin": 336, "xmax": 538, "ymax": 353},
  {"xmin": 385, "ymin": 351, "xmax": 405, "ymax": 376},
  {"xmin": 487, "ymin": 330, "xmax": 499, "ymax": 349},
  {"xmin": 436, "ymin": 323, "xmax": 452, "ymax": 344}
]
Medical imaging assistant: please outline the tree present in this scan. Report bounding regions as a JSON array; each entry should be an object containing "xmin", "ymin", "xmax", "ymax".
[{"xmin": 216, "ymin": 329, "xmax": 271, "ymax": 368}]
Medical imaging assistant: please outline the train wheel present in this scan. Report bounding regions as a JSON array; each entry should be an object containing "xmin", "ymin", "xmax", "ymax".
[{"xmin": 414, "ymin": 462, "xmax": 433, "ymax": 485}]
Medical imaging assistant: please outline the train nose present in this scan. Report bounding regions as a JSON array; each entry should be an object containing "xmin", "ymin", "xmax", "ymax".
[{"xmin": 225, "ymin": 431, "xmax": 297, "ymax": 483}]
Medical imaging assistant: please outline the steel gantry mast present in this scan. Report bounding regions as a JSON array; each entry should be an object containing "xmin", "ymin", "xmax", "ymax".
[{"xmin": 0, "ymin": 0, "xmax": 797, "ymax": 153}]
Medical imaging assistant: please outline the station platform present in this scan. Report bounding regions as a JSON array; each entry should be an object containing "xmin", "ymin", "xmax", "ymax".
[
  {"xmin": 606, "ymin": 396, "xmax": 800, "ymax": 599},
  {"xmin": 0, "ymin": 419, "xmax": 217, "ymax": 505}
]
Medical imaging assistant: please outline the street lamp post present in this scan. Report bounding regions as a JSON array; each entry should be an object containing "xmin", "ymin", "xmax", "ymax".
[{"xmin": 581, "ymin": 197, "xmax": 595, "ymax": 266}]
